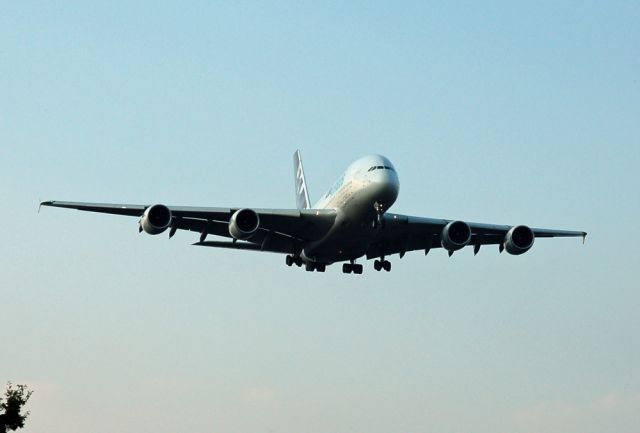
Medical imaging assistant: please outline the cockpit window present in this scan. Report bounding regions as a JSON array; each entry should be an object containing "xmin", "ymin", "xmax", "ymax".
[{"xmin": 368, "ymin": 165, "xmax": 395, "ymax": 172}]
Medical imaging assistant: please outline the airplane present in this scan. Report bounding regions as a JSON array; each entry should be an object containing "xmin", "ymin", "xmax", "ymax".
[{"xmin": 40, "ymin": 151, "xmax": 586, "ymax": 274}]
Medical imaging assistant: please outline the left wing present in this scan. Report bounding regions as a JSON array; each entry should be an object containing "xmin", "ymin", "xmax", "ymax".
[
  {"xmin": 366, "ymin": 212, "xmax": 586, "ymax": 259},
  {"xmin": 40, "ymin": 200, "xmax": 337, "ymax": 254}
]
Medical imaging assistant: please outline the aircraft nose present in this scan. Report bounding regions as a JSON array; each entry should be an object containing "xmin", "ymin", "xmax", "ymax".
[{"xmin": 371, "ymin": 169, "xmax": 399, "ymax": 204}]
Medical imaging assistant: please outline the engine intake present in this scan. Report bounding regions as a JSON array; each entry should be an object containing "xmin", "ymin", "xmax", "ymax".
[
  {"xmin": 441, "ymin": 220, "xmax": 472, "ymax": 251},
  {"xmin": 140, "ymin": 204, "xmax": 172, "ymax": 235},
  {"xmin": 229, "ymin": 208, "xmax": 260, "ymax": 240},
  {"xmin": 504, "ymin": 225, "xmax": 535, "ymax": 255}
]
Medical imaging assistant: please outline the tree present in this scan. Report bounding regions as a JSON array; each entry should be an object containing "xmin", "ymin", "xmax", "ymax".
[{"xmin": 0, "ymin": 383, "xmax": 32, "ymax": 433}]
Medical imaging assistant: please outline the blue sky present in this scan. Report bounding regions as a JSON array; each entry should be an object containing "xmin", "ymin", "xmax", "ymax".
[{"xmin": 1, "ymin": 2, "xmax": 639, "ymax": 432}]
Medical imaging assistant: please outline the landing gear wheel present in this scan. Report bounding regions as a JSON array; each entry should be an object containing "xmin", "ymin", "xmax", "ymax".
[
  {"xmin": 285, "ymin": 255, "xmax": 293, "ymax": 266},
  {"xmin": 317, "ymin": 263, "xmax": 326, "ymax": 272},
  {"xmin": 342, "ymin": 263, "xmax": 352, "ymax": 274},
  {"xmin": 382, "ymin": 260, "xmax": 391, "ymax": 272},
  {"xmin": 374, "ymin": 260, "xmax": 382, "ymax": 271},
  {"xmin": 305, "ymin": 262, "xmax": 315, "ymax": 272},
  {"xmin": 354, "ymin": 264, "xmax": 363, "ymax": 274},
  {"xmin": 295, "ymin": 257, "xmax": 302, "ymax": 267}
]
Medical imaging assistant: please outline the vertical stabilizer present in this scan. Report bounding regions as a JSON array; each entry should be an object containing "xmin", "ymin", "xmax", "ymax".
[{"xmin": 293, "ymin": 150, "xmax": 311, "ymax": 209}]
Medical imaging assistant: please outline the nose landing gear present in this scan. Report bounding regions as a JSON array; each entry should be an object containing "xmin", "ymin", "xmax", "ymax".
[{"xmin": 372, "ymin": 202, "xmax": 386, "ymax": 229}]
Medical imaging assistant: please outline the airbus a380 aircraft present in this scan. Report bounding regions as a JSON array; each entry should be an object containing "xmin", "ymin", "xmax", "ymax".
[{"xmin": 41, "ymin": 151, "xmax": 586, "ymax": 274}]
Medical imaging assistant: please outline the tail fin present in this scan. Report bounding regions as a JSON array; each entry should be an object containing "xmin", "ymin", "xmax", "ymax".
[{"xmin": 293, "ymin": 150, "xmax": 311, "ymax": 209}]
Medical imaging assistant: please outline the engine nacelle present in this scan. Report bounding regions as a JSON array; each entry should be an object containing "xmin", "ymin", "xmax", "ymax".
[
  {"xmin": 229, "ymin": 208, "xmax": 260, "ymax": 240},
  {"xmin": 441, "ymin": 220, "xmax": 472, "ymax": 251},
  {"xmin": 140, "ymin": 204, "xmax": 172, "ymax": 235},
  {"xmin": 504, "ymin": 225, "xmax": 535, "ymax": 255}
]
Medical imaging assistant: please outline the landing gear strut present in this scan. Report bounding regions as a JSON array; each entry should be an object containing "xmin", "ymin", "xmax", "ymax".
[
  {"xmin": 372, "ymin": 202, "xmax": 386, "ymax": 229},
  {"xmin": 373, "ymin": 258, "xmax": 391, "ymax": 272},
  {"xmin": 342, "ymin": 260, "xmax": 363, "ymax": 274}
]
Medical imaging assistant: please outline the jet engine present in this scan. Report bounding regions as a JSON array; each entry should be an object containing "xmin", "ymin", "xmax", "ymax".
[
  {"xmin": 441, "ymin": 220, "xmax": 472, "ymax": 251},
  {"xmin": 229, "ymin": 208, "xmax": 260, "ymax": 240},
  {"xmin": 140, "ymin": 204, "xmax": 172, "ymax": 235},
  {"xmin": 504, "ymin": 225, "xmax": 535, "ymax": 255}
]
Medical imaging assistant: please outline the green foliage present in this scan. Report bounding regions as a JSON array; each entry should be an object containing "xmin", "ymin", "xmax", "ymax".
[{"xmin": 0, "ymin": 383, "xmax": 33, "ymax": 433}]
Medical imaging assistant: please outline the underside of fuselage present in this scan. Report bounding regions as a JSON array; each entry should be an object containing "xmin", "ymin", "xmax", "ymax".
[{"xmin": 302, "ymin": 213, "xmax": 376, "ymax": 263}]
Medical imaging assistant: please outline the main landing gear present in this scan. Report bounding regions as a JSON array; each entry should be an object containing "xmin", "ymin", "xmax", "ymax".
[
  {"xmin": 373, "ymin": 258, "xmax": 391, "ymax": 272},
  {"xmin": 342, "ymin": 260, "xmax": 363, "ymax": 274},
  {"xmin": 305, "ymin": 262, "xmax": 326, "ymax": 272},
  {"xmin": 287, "ymin": 255, "xmax": 325, "ymax": 272},
  {"xmin": 285, "ymin": 254, "xmax": 302, "ymax": 267},
  {"xmin": 287, "ymin": 255, "xmax": 388, "ymax": 274}
]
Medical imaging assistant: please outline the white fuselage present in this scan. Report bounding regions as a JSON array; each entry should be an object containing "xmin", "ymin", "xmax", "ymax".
[{"xmin": 302, "ymin": 155, "xmax": 400, "ymax": 263}]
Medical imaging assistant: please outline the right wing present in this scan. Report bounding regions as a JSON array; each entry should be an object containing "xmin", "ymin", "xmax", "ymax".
[
  {"xmin": 40, "ymin": 200, "xmax": 337, "ymax": 254},
  {"xmin": 365, "ymin": 212, "xmax": 586, "ymax": 259}
]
